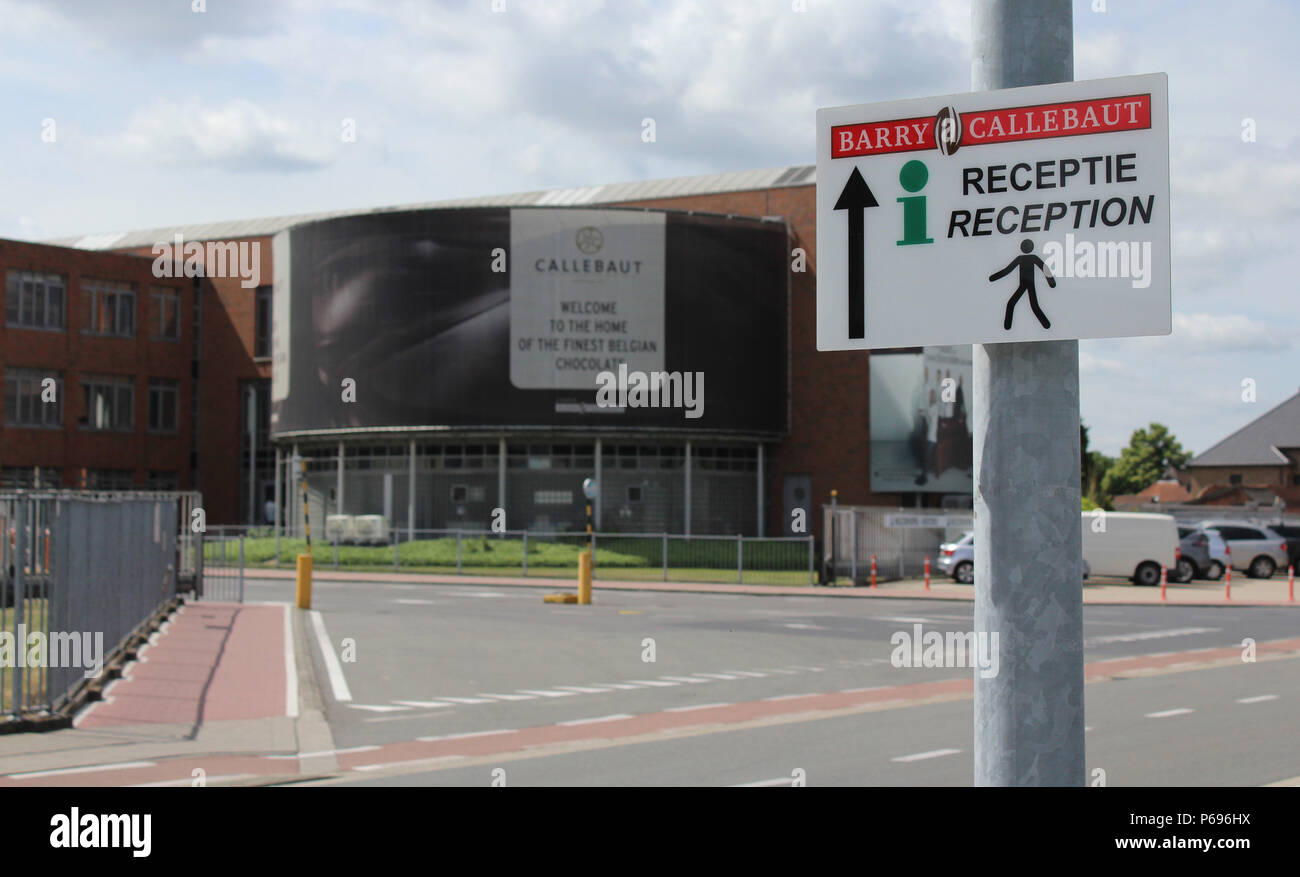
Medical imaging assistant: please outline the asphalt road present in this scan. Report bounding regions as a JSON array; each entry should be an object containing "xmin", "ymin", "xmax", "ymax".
[{"xmin": 244, "ymin": 576, "xmax": 1300, "ymax": 786}]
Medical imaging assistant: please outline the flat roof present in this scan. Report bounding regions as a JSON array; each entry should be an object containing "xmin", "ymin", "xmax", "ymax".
[{"xmin": 49, "ymin": 165, "xmax": 817, "ymax": 251}]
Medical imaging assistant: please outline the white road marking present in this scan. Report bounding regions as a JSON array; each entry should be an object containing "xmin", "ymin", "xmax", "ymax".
[
  {"xmin": 625, "ymin": 679, "xmax": 679, "ymax": 687},
  {"xmin": 283, "ymin": 605, "xmax": 299, "ymax": 718},
  {"xmin": 347, "ymin": 704, "xmax": 410, "ymax": 713},
  {"xmin": 1237, "ymin": 694, "xmax": 1279, "ymax": 704},
  {"xmin": 308, "ymin": 610, "xmax": 353, "ymax": 703},
  {"xmin": 755, "ymin": 668, "xmax": 799, "ymax": 675},
  {"xmin": 265, "ymin": 745, "xmax": 380, "ymax": 760},
  {"xmin": 478, "ymin": 693, "xmax": 537, "ymax": 701},
  {"xmin": 1085, "ymin": 627, "xmax": 1219, "ymax": 646},
  {"xmin": 353, "ymin": 755, "xmax": 467, "ymax": 772},
  {"xmin": 788, "ymin": 666, "xmax": 825, "ymax": 672},
  {"xmin": 842, "ymin": 686, "xmax": 886, "ymax": 693},
  {"xmin": 592, "ymin": 682, "xmax": 644, "ymax": 690},
  {"xmin": 880, "ymin": 617, "xmax": 933, "ymax": 624},
  {"xmin": 763, "ymin": 693, "xmax": 816, "ymax": 701},
  {"xmin": 418, "ymin": 729, "xmax": 516, "ymax": 742},
  {"xmin": 665, "ymin": 703, "xmax": 732, "ymax": 712},
  {"xmin": 783, "ymin": 623, "xmax": 823, "ymax": 630},
  {"xmin": 132, "ymin": 773, "xmax": 255, "ymax": 787},
  {"xmin": 558, "ymin": 714, "xmax": 635, "ymax": 726},
  {"xmin": 733, "ymin": 777, "xmax": 798, "ymax": 787},
  {"xmin": 392, "ymin": 700, "xmax": 455, "ymax": 709},
  {"xmin": 393, "ymin": 599, "xmax": 436, "ymax": 605},
  {"xmin": 891, "ymin": 748, "xmax": 961, "ymax": 763},
  {"xmin": 552, "ymin": 686, "xmax": 614, "ymax": 693},
  {"xmin": 9, "ymin": 761, "xmax": 157, "ymax": 780},
  {"xmin": 691, "ymin": 673, "xmax": 739, "ymax": 680},
  {"xmin": 516, "ymin": 689, "xmax": 577, "ymax": 698},
  {"xmin": 434, "ymin": 696, "xmax": 496, "ymax": 704},
  {"xmin": 1145, "ymin": 708, "xmax": 1195, "ymax": 718},
  {"xmin": 658, "ymin": 676, "xmax": 710, "ymax": 684},
  {"xmin": 722, "ymin": 670, "xmax": 768, "ymax": 677}
]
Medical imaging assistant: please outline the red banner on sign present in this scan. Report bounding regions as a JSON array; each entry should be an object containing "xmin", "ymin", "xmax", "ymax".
[{"xmin": 830, "ymin": 93, "xmax": 1152, "ymax": 159}]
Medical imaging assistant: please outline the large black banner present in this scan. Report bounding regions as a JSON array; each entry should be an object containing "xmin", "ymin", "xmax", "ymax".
[{"xmin": 270, "ymin": 207, "xmax": 787, "ymax": 436}]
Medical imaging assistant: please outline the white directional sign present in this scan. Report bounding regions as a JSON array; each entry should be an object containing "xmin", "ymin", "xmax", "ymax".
[{"xmin": 816, "ymin": 73, "xmax": 1169, "ymax": 350}]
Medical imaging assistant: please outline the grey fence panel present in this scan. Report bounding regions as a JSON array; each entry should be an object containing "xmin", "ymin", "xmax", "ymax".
[{"xmin": 2, "ymin": 494, "xmax": 187, "ymax": 718}]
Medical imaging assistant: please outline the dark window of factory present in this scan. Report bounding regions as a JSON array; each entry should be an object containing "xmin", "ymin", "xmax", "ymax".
[
  {"xmin": 148, "ymin": 379, "xmax": 179, "ymax": 433},
  {"xmin": 4, "ymin": 368, "xmax": 63, "ymax": 428},
  {"xmin": 82, "ymin": 279, "xmax": 135, "ymax": 337},
  {"xmin": 80, "ymin": 375, "xmax": 134, "ymax": 431},
  {"xmin": 254, "ymin": 285, "xmax": 272, "ymax": 358},
  {"xmin": 5, "ymin": 271, "xmax": 66, "ymax": 331},
  {"xmin": 151, "ymin": 287, "xmax": 180, "ymax": 340}
]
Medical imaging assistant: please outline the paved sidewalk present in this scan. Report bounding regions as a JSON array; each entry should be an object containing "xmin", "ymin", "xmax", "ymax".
[{"xmin": 246, "ymin": 566, "xmax": 1300, "ymax": 607}]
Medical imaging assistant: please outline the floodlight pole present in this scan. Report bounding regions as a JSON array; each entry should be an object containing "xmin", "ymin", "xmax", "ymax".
[{"xmin": 971, "ymin": 0, "xmax": 1085, "ymax": 786}]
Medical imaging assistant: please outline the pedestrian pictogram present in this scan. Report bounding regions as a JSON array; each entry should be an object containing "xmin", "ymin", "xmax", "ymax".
[{"xmin": 990, "ymin": 239, "xmax": 1056, "ymax": 330}]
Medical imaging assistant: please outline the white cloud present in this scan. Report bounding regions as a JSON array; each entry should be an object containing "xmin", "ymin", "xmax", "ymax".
[
  {"xmin": 1169, "ymin": 312, "xmax": 1290, "ymax": 353},
  {"xmin": 117, "ymin": 99, "xmax": 335, "ymax": 172}
]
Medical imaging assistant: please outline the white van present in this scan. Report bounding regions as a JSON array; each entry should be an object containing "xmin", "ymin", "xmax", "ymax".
[{"xmin": 1081, "ymin": 511, "xmax": 1178, "ymax": 586}]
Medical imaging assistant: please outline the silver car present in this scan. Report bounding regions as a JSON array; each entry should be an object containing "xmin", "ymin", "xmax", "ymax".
[
  {"xmin": 937, "ymin": 532, "xmax": 1089, "ymax": 584},
  {"xmin": 1199, "ymin": 520, "xmax": 1290, "ymax": 579}
]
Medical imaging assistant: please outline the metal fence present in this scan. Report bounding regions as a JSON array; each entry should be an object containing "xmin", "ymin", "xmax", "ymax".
[
  {"xmin": 823, "ymin": 506, "xmax": 972, "ymax": 583},
  {"xmin": 2, "ymin": 493, "xmax": 182, "ymax": 719},
  {"xmin": 200, "ymin": 525, "xmax": 816, "ymax": 586}
]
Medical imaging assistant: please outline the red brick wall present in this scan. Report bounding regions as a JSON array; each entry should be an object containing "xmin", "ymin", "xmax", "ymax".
[
  {"xmin": 0, "ymin": 239, "xmax": 194, "ymax": 488},
  {"xmin": 117, "ymin": 238, "xmax": 273, "ymax": 524}
]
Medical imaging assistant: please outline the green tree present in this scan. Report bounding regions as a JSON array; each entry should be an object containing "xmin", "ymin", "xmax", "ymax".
[
  {"xmin": 1101, "ymin": 423, "xmax": 1191, "ymax": 498},
  {"xmin": 1080, "ymin": 422, "xmax": 1116, "ymax": 509}
]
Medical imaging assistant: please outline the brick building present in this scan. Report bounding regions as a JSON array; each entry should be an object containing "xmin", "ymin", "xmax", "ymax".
[
  {"xmin": 33, "ymin": 166, "xmax": 973, "ymax": 532},
  {"xmin": 0, "ymin": 239, "xmax": 202, "ymax": 493}
]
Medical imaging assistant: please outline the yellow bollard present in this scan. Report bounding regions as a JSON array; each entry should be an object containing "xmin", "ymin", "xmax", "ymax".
[
  {"xmin": 577, "ymin": 550, "xmax": 593, "ymax": 605},
  {"xmin": 296, "ymin": 553, "xmax": 313, "ymax": 609}
]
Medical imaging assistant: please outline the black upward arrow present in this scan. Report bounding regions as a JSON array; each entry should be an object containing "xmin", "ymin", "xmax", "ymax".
[{"xmin": 833, "ymin": 166, "xmax": 878, "ymax": 340}]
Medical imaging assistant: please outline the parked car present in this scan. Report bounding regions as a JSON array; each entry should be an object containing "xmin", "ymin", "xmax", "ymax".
[
  {"xmin": 937, "ymin": 532, "xmax": 975, "ymax": 583},
  {"xmin": 1203, "ymin": 529, "xmax": 1229, "ymax": 581},
  {"xmin": 1198, "ymin": 520, "xmax": 1289, "ymax": 579},
  {"xmin": 937, "ymin": 531, "xmax": 1090, "ymax": 584},
  {"xmin": 1175, "ymin": 526, "xmax": 1213, "ymax": 582},
  {"xmin": 1081, "ymin": 511, "xmax": 1178, "ymax": 586},
  {"xmin": 1267, "ymin": 523, "xmax": 1300, "ymax": 571}
]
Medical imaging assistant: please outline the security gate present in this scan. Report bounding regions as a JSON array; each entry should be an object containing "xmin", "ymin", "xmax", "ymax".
[{"xmin": 198, "ymin": 533, "xmax": 245, "ymax": 603}]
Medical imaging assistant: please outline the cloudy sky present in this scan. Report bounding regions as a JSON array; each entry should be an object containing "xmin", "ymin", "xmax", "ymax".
[{"xmin": 1, "ymin": 0, "xmax": 1295, "ymax": 457}]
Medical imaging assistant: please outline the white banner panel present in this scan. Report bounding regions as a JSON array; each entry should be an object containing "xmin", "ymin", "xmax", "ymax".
[{"xmin": 510, "ymin": 209, "xmax": 666, "ymax": 390}]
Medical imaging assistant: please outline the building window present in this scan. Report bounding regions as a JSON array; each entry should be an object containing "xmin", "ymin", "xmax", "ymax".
[
  {"xmin": 5, "ymin": 271, "xmax": 66, "ymax": 330},
  {"xmin": 147, "ymin": 470, "xmax": 178, "ymax": 489},
  {"xmin": 80, "ymin": 375, "xmax": 134, "ymax": 431},
  {"xmin": 151, "ymin": 287, "xmax": 180, "ymax": 340},
  {"xmin": 82, "ymin": 279, "xmax": 135, "ymax": 337},
  {"xmin": 534, "ymin": 490, "xmax": 574, "ymax": 506},
  {"xmin": 86, "ymin": 469, "xmax": 135, "ymax": 489},
  {"xmin": 148, "ymin": 379, "xmax": 179, "ymax": 433},
  {"xmin": 1229, "ymin": 474, "xmax": 1243, "ymax": 485},
  {"xmin": 254, "ymin": 285, "xmax": 271, "ymax": 358},
  {"xmin": 4, "ymin": 368, "xmax": 63, "ymax": 428},
  {"xmin": 1, "ymin": 467, "xmax": 62, "ymax": 489}
]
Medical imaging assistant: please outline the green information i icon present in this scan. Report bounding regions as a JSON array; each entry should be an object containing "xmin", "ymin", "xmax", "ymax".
[{"xmin": 896, "ymin": 159, "xmax": 934, "ymax": 246}]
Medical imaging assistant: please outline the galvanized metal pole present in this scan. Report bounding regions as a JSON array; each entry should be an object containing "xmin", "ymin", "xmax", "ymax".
[
  {"xmin": 408, "ymin": 439, "xmax": 417, "ymax": 542},
  {"xmin": 971, "ymin": 0, "xmax": 1084, "ymax": 787}
]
